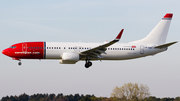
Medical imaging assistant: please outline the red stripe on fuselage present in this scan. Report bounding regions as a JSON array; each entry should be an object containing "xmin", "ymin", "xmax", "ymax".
[{"xmin": 3, "ymin": 42, "xmax": 45, "ymax": 59}]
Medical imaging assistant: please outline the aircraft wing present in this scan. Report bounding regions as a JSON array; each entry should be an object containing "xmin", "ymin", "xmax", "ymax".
[
  {"xmin": 79, "ymin": 29, "xmax": 124, "ymax": 59},
  {"xmin": 154, "ymin": 41, "xmax": 178, "ymax": 49}
]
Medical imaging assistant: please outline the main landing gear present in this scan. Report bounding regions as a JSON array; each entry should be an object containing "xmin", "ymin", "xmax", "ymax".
[{"xmin": 85, "ymin": 59, "xmax": 92, "ymax": 68}]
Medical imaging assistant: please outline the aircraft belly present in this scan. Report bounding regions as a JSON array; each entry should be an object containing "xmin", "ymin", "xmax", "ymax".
[{"xmin": 100, "ymin": 51, "xmax": 140, "ymax": 60}]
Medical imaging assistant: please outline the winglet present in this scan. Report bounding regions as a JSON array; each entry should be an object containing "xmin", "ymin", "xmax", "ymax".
[{"xmin": 115, "ymin": 29, "xmax": 124, "ymax": 40}]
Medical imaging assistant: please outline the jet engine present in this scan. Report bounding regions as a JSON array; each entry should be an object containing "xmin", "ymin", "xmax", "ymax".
[{"xmin": 59, "ymin": 52, "xmax": 79, "ymax": 64}]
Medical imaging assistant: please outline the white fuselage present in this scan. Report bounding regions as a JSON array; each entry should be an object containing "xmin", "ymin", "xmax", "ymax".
[{"xmin": 45, "ymin": 42, "xmax": 166, "ymax": 60}]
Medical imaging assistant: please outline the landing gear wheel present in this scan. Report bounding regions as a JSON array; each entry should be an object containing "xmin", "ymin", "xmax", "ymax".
[
  {"xmin": 18, "ymin": 62, "xmax": 22, "ymax": 66},
  {"xmin": 85, "ymin": 63, "xmax": 89, "ymax": 68},
  {"xmin": 85, "ymin": 62, "xmax": 92, "ymax": 68},
  {"xmin": 88, "ymin": 62, "xmax": 92, "ymax": 67},
  {"xmin": 85, "ymin": 57, "xmax": 92, "ymax": 68}
]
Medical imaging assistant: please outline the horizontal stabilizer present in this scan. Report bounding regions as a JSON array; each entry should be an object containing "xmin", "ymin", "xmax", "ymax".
[{"xmin": 154, "ymin": 41, "xmax": 178, "ymax": 48}]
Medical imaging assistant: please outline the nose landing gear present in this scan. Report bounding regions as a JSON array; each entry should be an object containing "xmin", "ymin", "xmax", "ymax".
[
  {"xmin": 85, "ymin": 58, "xmax": 92, "ymax": 68},
  {"xmin": 18, "ymin": 61, "xmax": 22, "ymax": 66},
  {"xmin": 18, "ymin": 60, "xmax": 22, "ymax": 66},
  {"xmin": 12, "ymin": 58, "xmax": 22, "ymax": 66}
]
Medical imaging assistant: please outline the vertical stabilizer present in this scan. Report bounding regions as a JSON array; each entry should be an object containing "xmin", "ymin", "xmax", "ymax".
[{"xmin": 131, "ymin": 13, "xmax": 173, "ymax": 45}]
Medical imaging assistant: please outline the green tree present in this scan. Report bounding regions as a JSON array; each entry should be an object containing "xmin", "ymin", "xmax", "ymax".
[
  {"xmin": 144, "ymin": 96, "xmax": 161, "ymax": 101},
  {"xmin": 74, "ymin": 93, "xmax": 81, "ymax": 101},
  {"xmin": 9, "ymin": 95, "xmax": 18, "ymax": 101},
  {"xmin": 29, "ymin": 93, "xmax": 48, "ymax": 101},
  {"xmin": 90, "ymin": 96, "xmax": 99, "ymax": 101},
  {"xmin": 56, "ymin": 93, "xmax": 63, "ymax": 99},
  {"xmin": 175, "ymin": 97, "xmax": 180, "ymax": 101},
  {"xmin": 48, "ymin": 93, "xmax": 55, "ymax": 100},
  {"xmin": 80, "ymin": 95, "xmax": 91, "ymax": 101},
  {"xmin": 160, "ymin": 97, "xmax": 175, "ymax": 101},
  {"xmin": 18, "ymin": 93, "xmax": 29, "ymax": 101},
  {"xmin": 1, "ymin": 96, "xmax": 10, "ymax": 101}
]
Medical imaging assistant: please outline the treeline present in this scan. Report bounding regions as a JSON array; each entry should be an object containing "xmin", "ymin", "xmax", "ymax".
[
  {"xmin": 1, "ymin": 93, "xmax": 180, "ymax": 101},
  {"xmin": 1, "ymin": 93, "xmax": 108, "ymax": 101}
]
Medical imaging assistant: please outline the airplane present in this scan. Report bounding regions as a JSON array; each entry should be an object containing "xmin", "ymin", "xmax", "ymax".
[{"xmin": 2, "ymin": 13, "xmax": 177, "ymax": 68}]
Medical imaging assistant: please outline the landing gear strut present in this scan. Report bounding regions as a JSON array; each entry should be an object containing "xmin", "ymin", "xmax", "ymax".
[{"xmin": 85, "ymin": 58, "xmax": 92, "ymax": 68}]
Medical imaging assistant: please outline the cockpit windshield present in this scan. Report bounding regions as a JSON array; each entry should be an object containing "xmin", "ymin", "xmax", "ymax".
[{"xmin": 9, "ymin": 46, "xmax": 16, "ymax": 49}]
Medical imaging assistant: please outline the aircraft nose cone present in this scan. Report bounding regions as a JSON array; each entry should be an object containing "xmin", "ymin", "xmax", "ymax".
[
  {"xmin": 2, "ymin": 49, "xmax": 6, "ymax": 55},
  {"xmin": 2, "ymin": 49, "xmax": 8, "ymax": 56}
]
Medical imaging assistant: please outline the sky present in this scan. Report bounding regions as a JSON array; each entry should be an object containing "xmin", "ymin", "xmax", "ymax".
[{"xmin": 0, "ymin": 0, "xmax": 180, "ymax": 98}]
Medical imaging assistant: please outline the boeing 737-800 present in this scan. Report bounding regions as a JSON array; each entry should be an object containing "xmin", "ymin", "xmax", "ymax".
[{"xmin": 2, "ymin": 13, "xmax": 177, "ymax": 68}]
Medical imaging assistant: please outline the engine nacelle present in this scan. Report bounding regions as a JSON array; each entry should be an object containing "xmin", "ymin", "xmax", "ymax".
[
  {"xmin": 59, "ymin": 52, "xmax": 79, "ymax": 64},
  {"xmin": 59, "ymin": 60, "xmax": 77, "ymax": 64}
]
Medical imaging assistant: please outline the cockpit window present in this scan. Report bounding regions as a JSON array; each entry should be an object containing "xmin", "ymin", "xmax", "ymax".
[{"xmin": 9, "ymin": 46, "xmax": 16, "ymax": 49}]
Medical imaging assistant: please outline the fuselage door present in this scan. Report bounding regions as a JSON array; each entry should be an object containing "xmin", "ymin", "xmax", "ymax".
[
  {"xmin": 22, "ymin": 43, "xmax": 27, "ymax": 52},
  {"xmin": 140, "ymin": 45, "xmax": 144, "ymax": 54}
]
